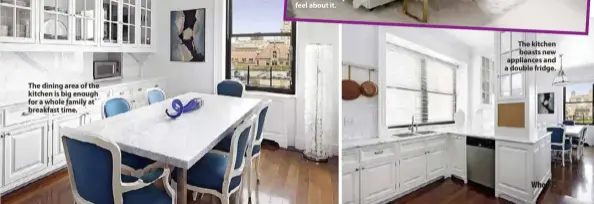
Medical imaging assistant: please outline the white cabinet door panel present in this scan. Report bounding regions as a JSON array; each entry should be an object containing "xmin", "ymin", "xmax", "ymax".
[
  {"xmin": 342, "ymin": 165, "xmax": 360, "ymax": 204},
  {"xmin": 361, "ymin": 161, "xmax": 397, "ymax": 204},
  {"xmin": 399, "ymin": 153, "xmax": 426, "ymax": 193},
  {"xmin": 426, "ymin": 148, "xmax": 447, "ymax": 180},
  {"xmin": 52, "ymin": 114, "xmax": 84, "ymax": 166},
  {"xmin": 3, "ymin": 123, "xmax": 48, "ymax": 185}
]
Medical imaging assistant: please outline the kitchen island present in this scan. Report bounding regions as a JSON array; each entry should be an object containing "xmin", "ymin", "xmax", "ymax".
[{"xmin": 342, "ymin": 126, "xmax": 551, "ymax": 204}]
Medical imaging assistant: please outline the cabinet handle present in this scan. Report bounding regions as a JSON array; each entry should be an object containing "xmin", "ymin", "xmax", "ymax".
[
  {"xmin": 374, "ymin": 150, "xmax": 384, "ymax": 155},
  {"xmin": 5, "ymin": 132, "xmax": 11, "ymax": 136},
  {"xmin": 355, "ymin": 168, "xmax": 359, "ymax": 172},
  {"xmin": 120, "ymin": 92, "xmax": 124, "ymax": 95},
  {"xmin": 21, "ymin": 112, "xmax": 32, "ymax": 116},
  {"xmin": 0, "ymin": 133, "xmax": 4, "ymax": 138},
  {"xmin": 154, "ymin": 84, "xmax": 159, "ymax": 87},
  {"xmin": 138, "ymin": 88, "xmax": 143, "ymax": 91}
]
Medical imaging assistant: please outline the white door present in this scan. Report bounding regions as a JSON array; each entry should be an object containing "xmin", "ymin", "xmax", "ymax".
[
  {"xmin": 360, "ymin": 161, "xmax": 397, "ymax": 204},
  {"xmin": 3, "ymin": 122, "xmax": 49, "ymax": 185},
  {"xmin": 426, "ymin": 148, "xmax": 447, "ymax": 180},
  {"xmin": 52, "ymin": 114, "xmax": 84, "ymax": 166},
  {"xmin": 451, "ymin": 135, "xmax": 466, "ymax": 178},
  {"xmin": 399, "ymin": 153, "xmax": 426, "ymax": 193},
  {"xmin": 342, "ymin": 165, "xmax": 360, "ymax": 204}
]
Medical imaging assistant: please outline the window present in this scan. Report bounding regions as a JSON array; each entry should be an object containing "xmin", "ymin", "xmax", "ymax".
[
  {"xmin": 499, "ymin": 32, "xmax": 525, "ymax": 98},
  {"xmin": 481, "ymin": 56, "xmax": 494, "ymax": 104},
  {"xmin": 385, "ymin": 44, "xmax": 456, "ymax": 128},
  {"xmin": 225, "ymin": 0, "xmax": 296, "ymax": 94},
  {"xmin": 564, "ymin": 83, "xmax": 594, "ymax": 125}
]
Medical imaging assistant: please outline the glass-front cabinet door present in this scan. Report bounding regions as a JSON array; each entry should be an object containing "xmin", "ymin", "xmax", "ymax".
[
  {"xmin": 122, "ymin": 0, "xmax": 136, "ymax": 45},
  {"xmin": 101, "ymin": 0, "xmax": 119, "ymax": 45},
  {"xmin": 139, "ymin": 0, "xmax": 150, "ymax": 46},
  {"xmin": 0, "ymin": 0, "xmax": 35, "ymax": 43},
  {"xmin": 73, "ymin": 0, "xmax": 96, "ymax": 44},
  {"xmin": 498, "ymin": 32, "xmax": 525, "ymax": 101},
  {"xmin": 41, "ymin": 0, "xmax": 71, "ymax": 43}
]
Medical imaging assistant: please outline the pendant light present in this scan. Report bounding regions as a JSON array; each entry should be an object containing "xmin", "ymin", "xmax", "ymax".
[{"xmin": 552, "ymin": 54, "xmax": 570, "ymax": 86}]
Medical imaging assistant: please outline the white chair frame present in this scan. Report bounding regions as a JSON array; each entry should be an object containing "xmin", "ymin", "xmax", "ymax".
[
  {"xmin": 572, "ymin": 128, "xmax": 587, "ymax": 160},
  {"xmin": 101, "ymin": 96, "xmax": 163, "ymax": 176},
  {"xmin": 145, "ymin": 87, "xmax": 167, "ymax": 104},
  {"xmin": 551, "ymin": 127, "xmax": 572, "ymax": 166},
  {"xmin": 61, "ymin": 128, "xmax": 176, "ymax": 204},
  {"xmin": 173, "ymin": 114, "xmax": 257, "ymax": 204},
  {"xmin": 208, "ymin": 102, "xmax": 269, "ymax": 201},
  {"xmin": 216, "ymin": 79, "xmax": 246, "ymax": 97}
]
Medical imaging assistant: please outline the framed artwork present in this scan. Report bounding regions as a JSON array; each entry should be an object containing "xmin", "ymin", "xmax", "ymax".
[
  {"xmin": 171, "ymin": 8, "xmax": 205, "ymax": 62},
  {"xmin": 538, "ymin": 92, "xmax": 555, "ymax": 114}
]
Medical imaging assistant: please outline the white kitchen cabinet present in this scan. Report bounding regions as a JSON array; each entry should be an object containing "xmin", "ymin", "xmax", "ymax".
[
  {"xmin": 3, "ymin": 122, "xmax": 49, "ymax": 185},
  {"xmin": 398, "ymin": 136, "xmax": 448, "ymax": 194},
  {"xmin": 0, "ymin": 0, "xmax": 36, "ymax": 43},
  {"xmin": 40, "ymin": 0, "xmax": 98, "ymax": 45},
  {"xmin": 449, "ymin": 134, "xmax": 466, "ymax": 182},
  {"xmin": 0, "ymin": 132, "xmax": 4, "ymax": 187},
  {"xmin": 51, "ymin": 114, "xmax": 84, "ymax": 166},
  {"xmin": 342, "ymin": 165, "xmax": 360, "ymax": 204},
  {"xmin": 426, "ymin": 148, "xmax": 447, "ymax": 181},
  {"xmin": 398, "ymin": 151, "xmax": 426, "ymax": 193},
  {"xmin": 360, "ymin": 160, "xmax": 397, "ymax": 203}
]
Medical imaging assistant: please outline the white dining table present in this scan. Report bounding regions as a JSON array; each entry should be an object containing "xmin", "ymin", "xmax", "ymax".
[
  {"xmin": 64, "ymin": 92, "xmax": 262, "ymax": 204},
  {"xmin": 565, "ymin": 125, "xmax": 587, "ymax": 138}
]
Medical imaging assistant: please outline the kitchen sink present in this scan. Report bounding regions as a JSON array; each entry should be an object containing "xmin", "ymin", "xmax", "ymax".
[
  {"xmin": 415, "ymin": 130, "xmax": 436, "ymax": 135},
  {"xmin": 394, "ymin": 133, "xmax": 417, "ymax": 137}
]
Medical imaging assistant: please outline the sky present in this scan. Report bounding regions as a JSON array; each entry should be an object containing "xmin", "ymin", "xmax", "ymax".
[
  {"xmin": 566, "ymin": 83, "xmax": 593, "ymax": 101},
  {"xmin": 232, "ymin": 0, "xmax": 286, "ymax": 33}
]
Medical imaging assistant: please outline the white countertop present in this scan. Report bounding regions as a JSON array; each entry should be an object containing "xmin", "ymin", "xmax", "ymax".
[
  {"xmin": 62, "ymin": 92, "xmax": 263, "ymax": 169},
  {"xmin": 343, "ymin": 126, "xmax": 551, "ymax": 150}
]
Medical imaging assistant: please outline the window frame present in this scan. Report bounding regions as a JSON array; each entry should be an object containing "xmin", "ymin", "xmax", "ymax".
[
  {"xmin": 224, "ymin": 0, "xmax": 297, "ymax": 95},
  {"xmin": 385, "ymin": 44, "xmax": 457, "ymax": 129},
  {"xmin": 563, "ymin": 83, "xmax": 594, "ymax": 125}
]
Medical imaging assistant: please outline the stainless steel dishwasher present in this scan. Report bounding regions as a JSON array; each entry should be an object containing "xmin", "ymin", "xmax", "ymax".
[{"xmin": 466, "ymin": 137, "xmax": 495, "ymax": 189}]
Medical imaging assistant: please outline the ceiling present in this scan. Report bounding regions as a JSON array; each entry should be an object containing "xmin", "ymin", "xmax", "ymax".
[{"xmin": 443, "ymin": 29, "xmax": 495, "ymax": 53}]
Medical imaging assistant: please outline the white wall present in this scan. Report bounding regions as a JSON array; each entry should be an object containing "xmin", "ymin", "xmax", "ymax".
[
  {"xmin": 143, "ymin": 0, "xmax": 219, "ymax": 96},
  {"xmin": 342, "ymin": 24, "xmax": 476, "ymax": 140}
]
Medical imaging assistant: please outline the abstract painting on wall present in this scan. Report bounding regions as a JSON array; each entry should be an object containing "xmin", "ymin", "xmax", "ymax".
[
  {"xmin": 170, "ymin": 8, "xmax": 205, "ymax": 62},
  {"xmin": 538, "ymin": 92, "xmax": 555, "ymax": 114}
]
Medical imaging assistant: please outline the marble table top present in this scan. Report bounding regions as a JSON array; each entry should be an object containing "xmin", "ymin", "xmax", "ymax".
[
  {"xmin": 565, "ymin": 125, "xmax": 587, "ymax": 137},
  {"xmin": 62, "ymin": 92, "xmax": 262, "ymax": 169}
]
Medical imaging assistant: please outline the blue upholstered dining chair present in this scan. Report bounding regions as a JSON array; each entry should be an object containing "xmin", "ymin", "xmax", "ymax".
[
  {"xmin": 563, "ymin": 120, "xmax": 575, "ymax": 126},
  {"xmin": 548, "ymin": 127, "xmax": 572, "ymax": 166},
  {"xmin": 216, "ymin": 79, "xmax": 245, "ymax": 97},
  {"xmin": 61, "ymin": 128, "xmax": 176, "ymax": 204},
  {"xmin": 103, "ymin": 97, "xmax": 160, "ymax": 176},
  {"xmin": 146, "ymin": 88, "xmax": 166, "ymax": 105},
  {"xmin": 173, "ymin": 114, "xmax": 257, "ymax": 204},
  {"xmin": 210, "ymin": 103, "xmax": 269, "ymax": 201}
]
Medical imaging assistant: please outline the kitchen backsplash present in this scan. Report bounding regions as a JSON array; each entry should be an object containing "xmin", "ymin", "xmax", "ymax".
[{"xmin": 0, "ymin": 52, "xmax": 144, "ymax": 104}]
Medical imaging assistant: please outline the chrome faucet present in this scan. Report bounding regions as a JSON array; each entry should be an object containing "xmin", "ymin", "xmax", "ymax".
[{"xmin": 408, "ymin": 115, "xmax": 418, "ymax": 133}]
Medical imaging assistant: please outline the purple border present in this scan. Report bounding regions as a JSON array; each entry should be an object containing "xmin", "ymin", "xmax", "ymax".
[{"xmin": 283, "ymin": 0, "xmax": 591, "ymax": 35}]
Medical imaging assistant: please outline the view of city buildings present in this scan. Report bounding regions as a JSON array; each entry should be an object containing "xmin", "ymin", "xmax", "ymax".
[
  {"xmin": 230, "ymin": 22, "xmax": 293, "ymax": 89},
  {"xmin": 565, "ymin": 85, "xmax": 594, "ymax": 124}
]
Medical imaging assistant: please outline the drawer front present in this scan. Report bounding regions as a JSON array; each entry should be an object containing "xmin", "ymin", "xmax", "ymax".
[
  {"xmin": 399, "ymin": 139, "xmax": 425, "ymax": 159},
  {"xmin": 111, "ymin": 86, "xmax": 132, "ymax": 98},
  {"xmin": 2, "ymin": 105, "xmax": 46, "ymax": 128},
  {"xmin": 130, "ymin": 96, "xmax": 148, "ymax": 109},
  {"xmin": 361, "ymin": 145, "xmax": 396, "ymax": 162},
  {"xmin": 152, "ymin": 79, "xmax": 167, "ymax": 91},
  {"xmin": 425, "ymin": 137, "xmax": 447, "ymax": 152},
  {"xmin": 342, "ymin": 151, "xmax": 359, "ymax": 166}
]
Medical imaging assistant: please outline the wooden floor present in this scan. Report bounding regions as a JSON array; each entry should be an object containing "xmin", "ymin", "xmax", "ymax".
[
  {"xmin": 393, "ymin": 147, "xmax": 594, "ymax": 204},
  {"xmin": 0, "ymin": 146, "xmax": 338, "ymax": 204}
]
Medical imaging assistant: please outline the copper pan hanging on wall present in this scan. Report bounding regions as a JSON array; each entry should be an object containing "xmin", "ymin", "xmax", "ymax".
[
  {"xmin": 342, "ymin": 65, "xmax": 361, "ymax": 100},
  {"xmin": 360, "ymin": 69, "xmax": 377, "ymax": 97}
]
